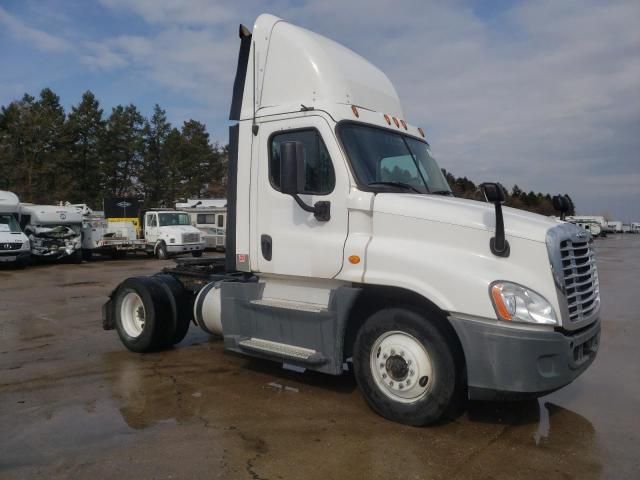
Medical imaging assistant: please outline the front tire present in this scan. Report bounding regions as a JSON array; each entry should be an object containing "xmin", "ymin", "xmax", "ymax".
[
  {"xmin": 353, "ymin": 307, "xmax": 460, "ymax": 426},
  {"xmin": 156, "ymin": 242, "xmax": 168, "ymax": 260}
]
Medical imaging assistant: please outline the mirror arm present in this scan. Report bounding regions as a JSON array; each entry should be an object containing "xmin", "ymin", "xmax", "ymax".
[
  {"xmin": 291, "ymin": 194, "xmax": 331, "ymax": 222},
  {"xmin": 490, "ymin": 202, "xmax": 510, "ymax": 257}
]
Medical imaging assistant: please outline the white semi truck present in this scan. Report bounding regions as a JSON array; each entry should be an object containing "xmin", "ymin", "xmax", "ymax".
[
  {"xmin": 102, "ymin": 15, "xmax": 601, "ymax": 426},
  {"xmin": 19, "ymin": 203, "xmax": 83, "ymax": 262},
  {"xmin": 0, "ymin": 191, "xmax": 31, "ymax": 266}
]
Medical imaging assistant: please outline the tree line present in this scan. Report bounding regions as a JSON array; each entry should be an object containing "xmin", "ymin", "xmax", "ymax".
[
  {"xmin": 0, "ymin": 88, "xmax": 573, "ymax": 218},
  {"xmin": 0, "ymin": 88, "xmax": 227, "ymax": 209},
  {"xmin": 442, "ymin": 170, "xmax": 576, "ymax": 216}
]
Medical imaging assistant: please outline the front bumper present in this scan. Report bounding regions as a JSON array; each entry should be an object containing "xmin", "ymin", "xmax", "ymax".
[
  {"xmin": 166, "ymin": 243, "xmax": 205, "ymax": 253},
  {"xmin": 449, "ymin": 314, "xmax": 600, "ymax": 400},
  {"xmin": 0, "ymin": 251, "xmax": 31, "ymax": 264}
]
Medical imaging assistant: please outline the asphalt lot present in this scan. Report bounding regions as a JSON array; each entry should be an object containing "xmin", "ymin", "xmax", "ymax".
[{"xmin": 1, "ymin": 238, "xmax": 639, "ymax": 479}]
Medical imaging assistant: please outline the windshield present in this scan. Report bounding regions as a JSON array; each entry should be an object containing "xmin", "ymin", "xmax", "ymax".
[
  {"xmin": 0, "ymin": 214, "xmax": 22, "ymax": 233},
  {"xmin": 338, "ymin": 123, "xmax": 452, "ymax": 194},
  {"xmin": 158, "ymin": 213, "xmax": 191, "ymax": 227}
]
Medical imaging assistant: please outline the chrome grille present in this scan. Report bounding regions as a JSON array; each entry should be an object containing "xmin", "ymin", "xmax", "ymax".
[
  {"xmin": 2, "ymin": 242, "xmax": 24, "ymax": 251},
  {"xmin": 560, "ymin": 239, "xmax": 599, "ymax": 323},
  {"xmin": 182, "ymin": 232, "xmax": 200, "ymax": 244}
]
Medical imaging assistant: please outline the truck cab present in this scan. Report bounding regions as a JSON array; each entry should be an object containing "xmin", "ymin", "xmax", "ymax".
[
  {"xmin": 0, "ymin": 191, "xmax": 31, "ymax": 266},
  {"xmin": 104, "ymin": 14, "xmax": 600, "ymax": 426},
  {"xmin": 143, "ymin": 210, "xmax": 205, "ymax": 259}
]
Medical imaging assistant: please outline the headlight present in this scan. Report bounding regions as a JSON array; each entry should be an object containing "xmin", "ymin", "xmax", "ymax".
[{"xmin": 490, "ymin": 281, "xmax": 557, "ymax": 325}]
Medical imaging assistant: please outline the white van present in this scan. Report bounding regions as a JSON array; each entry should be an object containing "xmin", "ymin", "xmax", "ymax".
[{"xmin": 0, "ymin": 191, "xmax": 31, "ymax": 266}]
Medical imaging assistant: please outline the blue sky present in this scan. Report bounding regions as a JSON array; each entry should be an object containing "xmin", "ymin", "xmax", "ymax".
[{"xmin": 1, "ymin": 0, "xmax": 638, "ymax": 221}]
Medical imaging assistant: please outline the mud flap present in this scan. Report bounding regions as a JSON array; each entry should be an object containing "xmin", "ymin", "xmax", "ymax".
[{"xmin": 102, "ymin": 298, "xmax": 115, "ymax": 330}]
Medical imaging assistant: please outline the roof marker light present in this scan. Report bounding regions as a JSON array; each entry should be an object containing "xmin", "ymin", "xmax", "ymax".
[
  {"xmin": 392, "ymin": 117, "xmax": 400, "ymax": 128},
  {"xmin": 351, "ymin": 105, "xmax": 359, "ymax": 118},
  {"xmin": 418, "ymin": 127, "xmax": 425, "ymax": 137},
  {"xmin": 400, "ymin": 120, "xmax": 407, "ymax": 130},
  {"xmin": 384, "ymin": 114, "xmax": 391, "ymax": 125}
]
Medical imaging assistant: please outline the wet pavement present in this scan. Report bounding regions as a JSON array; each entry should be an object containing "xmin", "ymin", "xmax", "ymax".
[{"xmin": 1, "ymin": 239, "xmax": 639, "ymax": 479}]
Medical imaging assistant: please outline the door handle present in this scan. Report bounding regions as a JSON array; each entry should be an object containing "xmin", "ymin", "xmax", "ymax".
[{"xmin": 261, "ymin": 234, "xmax": 272, "ymax": 261}]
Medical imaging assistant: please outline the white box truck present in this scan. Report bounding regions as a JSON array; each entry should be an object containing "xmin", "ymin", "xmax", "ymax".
[
  {"xmin": 19, "ymin": 203, "xmax": 83, "ymax": 262},
  {"xmin": 102, "ymin": 15, "xmax": 600, "ymax": 426},
  {"xmin": 0, "ymin": 190, "xmax": 31, "ymax": 266}
]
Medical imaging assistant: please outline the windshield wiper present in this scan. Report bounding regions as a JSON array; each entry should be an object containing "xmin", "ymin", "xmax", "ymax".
[
  {"xmin": 430, "ymin": 190, "xmax": 454, "ymax": 196},
  {"xmin": 367, "ymin": 181, "xmax": 423, "ymax": 194}
]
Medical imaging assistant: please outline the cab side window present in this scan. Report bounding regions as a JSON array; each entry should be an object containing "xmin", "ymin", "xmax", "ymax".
[
  {"xmin": 148, "ymin": 214, "xmax": 157, "ymax": 227},
  {"xmin": 270, "ymin": 129, "xmax": 335, "ymax": 195}
]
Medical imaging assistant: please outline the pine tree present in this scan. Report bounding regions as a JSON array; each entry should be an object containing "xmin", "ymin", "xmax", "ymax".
[
  {"xmin": 101, "ymin": 104, "xmax": 145, "ymax": 198},
  {"xmin": 66, "ymin": 91, "xmax": 105, "ymax": 207},
  {"xmin": 178, "ymin": 120, "xmax": 216, "ymax": 199},
  {"xmin": 140, "ymin": 104, "xmax": 172, "ymax": 206}
]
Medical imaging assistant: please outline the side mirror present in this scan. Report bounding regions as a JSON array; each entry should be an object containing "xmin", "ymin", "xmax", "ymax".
[
  {"xmin": 552, "ymin": 195, "xmax": 570, "ymax": 220},
  {"xmin": 481, "ymin": 182, "xmax": 506, "ymax": 204},
  {"xmin": 280, "ymin": 141, "xmax": 305, "ymax": 196},
  {"xmin": 552, "ymin": 195, "xmax": 568, "ymax": 212},
  {"xmin": 480, "ymin": 182, "xmax": 509, "ymax": 257},
  {"xmin": 278, "ymin": 141, "xmax": 331, "ymax": 222}
]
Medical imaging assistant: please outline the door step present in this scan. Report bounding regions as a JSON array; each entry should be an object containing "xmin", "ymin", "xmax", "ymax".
[
  {"xmin": 250, "ymin": 298, "xmax": 327, "ymax": 313},
  {"xmin": 238, "ymin": 338, "xmax": 327, "ymax": 365}
]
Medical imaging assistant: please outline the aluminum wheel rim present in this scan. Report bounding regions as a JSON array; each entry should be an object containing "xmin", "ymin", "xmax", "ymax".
[
  {"xmin": 121, "ymin": 292, "xmax": 146, "ymax": 338},
  {"xmin": 370, "ymin": 330, "xmax": 434, "ymax": 403}
]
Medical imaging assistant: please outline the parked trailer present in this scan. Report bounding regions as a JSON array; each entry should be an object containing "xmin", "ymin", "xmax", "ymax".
[
  {"xmin": 103, "ymin": 14, "xmax": 600, "ymax": 426},
  {"xmin": 0, "ymin": 191, "xmax": 31, "ymax": 266},
  {"xmin": 569, "ymin": 220, "xmax": 603, "ymax": 237},
  {"xmin": 604, "ymin": 221, "xmax": 622, "ymax": 233},
  {"xmin": 19, "ymin": 203, "xmax": 83, "ymax": 262},
  {"xmin": 175, "ymin": 199, "xmax": 227, "ymax": 250}
]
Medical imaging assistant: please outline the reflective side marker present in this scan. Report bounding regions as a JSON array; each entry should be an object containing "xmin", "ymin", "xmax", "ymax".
[{"xmin": 348, "ymin": 255, "xmax": 361, "ymax": 264}]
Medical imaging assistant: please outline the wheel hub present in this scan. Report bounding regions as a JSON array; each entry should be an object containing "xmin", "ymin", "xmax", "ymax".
[
  {"xmin": 120, "ymin": 292, "xmax": 146, "ymax": 338},
  {"xmin": 371, "ymin": 331, "xmax": 434, "ymax": 402},
  {"xmin": 385, "ymin": 355, "xmax": 409, "ymax": 381}
]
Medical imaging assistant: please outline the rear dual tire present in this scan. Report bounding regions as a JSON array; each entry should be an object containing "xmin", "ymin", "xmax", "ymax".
[
  {"xmin": 353, "ymin": 307, "xmax": 462, "ymax": 426},
  {"xmin": 114, "ymin": 275, "xmax": 192, "ymax": 352}
]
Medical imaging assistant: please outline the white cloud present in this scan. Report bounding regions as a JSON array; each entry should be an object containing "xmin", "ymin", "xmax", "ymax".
[
  {"xmin": 2, "ymin": 0, "xmax": 638, "ymax": 219},
  {"xmin": 0, "ymin": 6, "xmax": 72, "ymax": 52},
  {"xmin": 98, "ymin": 0, "xmax": 236, "ymax": 26}
]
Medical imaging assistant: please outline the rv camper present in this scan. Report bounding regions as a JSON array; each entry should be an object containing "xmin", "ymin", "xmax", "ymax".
[
  {"xmin": 175, "ymin": 199, "xmax": 227, "ymax": 250},
  {"xmin": 19, "ymin": 203, "xmax": 83, "ymax": 262}
]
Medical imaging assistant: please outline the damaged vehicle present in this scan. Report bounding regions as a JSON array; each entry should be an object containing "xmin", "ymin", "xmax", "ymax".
[{"xmin": 19, "ymin": 204, "xmax": 83, "ymax": 262}]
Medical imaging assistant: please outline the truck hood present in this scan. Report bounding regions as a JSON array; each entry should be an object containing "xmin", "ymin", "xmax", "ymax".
[
  {"xmin": 160, "ymin": 225, "xmax": 200, "ymax": 234},
  {"xmin": 373, "ymin": 194, "xmax": 561, "ymax": 243}
]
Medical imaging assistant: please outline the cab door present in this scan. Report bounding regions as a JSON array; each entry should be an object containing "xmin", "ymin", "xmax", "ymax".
[
  {"xmin": 254, "ymin": 115, "xmax": 349, "ymax": 279},
  {"xmin": 145, "ymin": 213, "xmax": 159, "ymax": 244}
]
